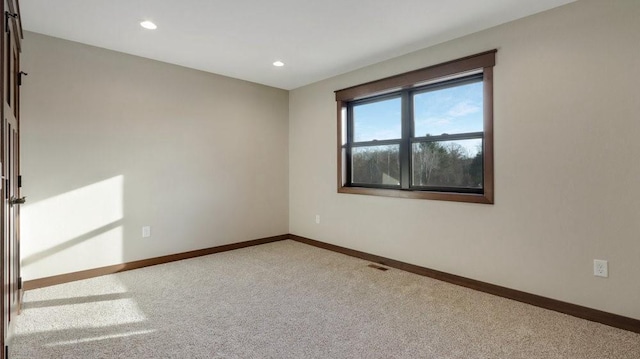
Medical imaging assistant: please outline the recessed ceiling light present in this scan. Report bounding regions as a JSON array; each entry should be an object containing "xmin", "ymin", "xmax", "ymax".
[
  {"xmin": 140, "ymin": 21, "xmax": 157, "ymax": 30},
  {"xmin": 273, "ymin": 61, "xmax": 284, "ymax": 67}
]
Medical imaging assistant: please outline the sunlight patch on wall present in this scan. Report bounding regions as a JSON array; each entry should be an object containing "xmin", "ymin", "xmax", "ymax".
[{"xmin": 21, "ymin": 175, "xmax": 125, "ymax": 279}]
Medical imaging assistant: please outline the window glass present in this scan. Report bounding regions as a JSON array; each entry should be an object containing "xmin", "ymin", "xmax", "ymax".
[
  {"xmin": 412, "ymin": 139, "xmax": 483, "ymax": 188},
  {"xmin": 413, "ymin": 81, "xmax": 483, "ymax": 138},
  {"xmin": 353, "ymin": 97, "xmax": 401, "ymax": 142},
  {"xmin": 352, "ymin": 145, "xmax": 400, "ymax": 185}
]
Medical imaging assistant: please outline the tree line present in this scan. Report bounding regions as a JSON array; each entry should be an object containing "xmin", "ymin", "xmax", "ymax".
[{"xmin": 352, "ymin": 141, "xmax": 482, "ymax": 188}]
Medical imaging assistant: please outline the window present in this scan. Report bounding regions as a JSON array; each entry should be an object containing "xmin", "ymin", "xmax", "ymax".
[{"xmin": 336, "ymin": 50, "xmax": 496, "ymax": 204}]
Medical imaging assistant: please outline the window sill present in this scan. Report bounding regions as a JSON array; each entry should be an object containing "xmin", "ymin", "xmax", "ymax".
[{"xmin": 338, "ymin": 186, "xmax": 493, "ymax": 204}]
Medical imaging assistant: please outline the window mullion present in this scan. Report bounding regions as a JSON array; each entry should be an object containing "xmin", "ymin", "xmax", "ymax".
[{"xmin": 400, "ymin": 91, "xmax": 411, "ymax": 189}]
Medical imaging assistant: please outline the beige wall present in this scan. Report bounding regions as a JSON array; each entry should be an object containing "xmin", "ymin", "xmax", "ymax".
[
  {"xmin": 289, "ymin": 0, "xmax": 640, "ymax": 319},
  {"xmin": 21, "ymin": 32, "xmax": 289, "ymax": 280}
]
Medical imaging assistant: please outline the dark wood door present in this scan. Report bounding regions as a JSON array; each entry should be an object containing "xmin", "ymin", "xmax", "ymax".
[{"xmin": 1, "ymin": 0, "xmax": 21, "ymax": 357}]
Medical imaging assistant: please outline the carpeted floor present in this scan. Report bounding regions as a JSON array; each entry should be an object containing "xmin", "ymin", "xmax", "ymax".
[{"xmin": 11, "ymin": 240, "xmax": 640, "ymax": 358}]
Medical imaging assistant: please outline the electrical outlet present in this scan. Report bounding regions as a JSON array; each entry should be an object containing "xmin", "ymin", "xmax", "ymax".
[
  {"xmin": 593, "ymin": 259, "xmax": 608, "ymax": 278},
  {"xmin": 142, "ymin": 226, "xmax": 151, "ymax": 238},
  {"xmin": 315, "ymin": 215, "xmax": 320, "ymax": 224}
]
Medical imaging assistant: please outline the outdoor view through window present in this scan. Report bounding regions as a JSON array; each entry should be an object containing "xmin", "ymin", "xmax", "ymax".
[
  {"xmin": 336, "ymin": 50, "xmax": 495, "ymax": 203},
  {"xmin": 352, "ymin": 78, "xmax": 483, "ymax": 189}
]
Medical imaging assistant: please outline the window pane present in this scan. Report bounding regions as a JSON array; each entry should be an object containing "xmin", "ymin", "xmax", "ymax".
[
  {"xmin": 352, "ymin": 145, "xmax": 400, "ymax": 185},
  {"xmin": 412, "ymin": 139, "xmax": 483, "ymax": 188},
  {"xmin": 353, "ymin": 97, "xmax": 401, "ymax": 142},
  {"xmin": 413, "ymin": 81, "xmax": 483, "ymax": 137}
]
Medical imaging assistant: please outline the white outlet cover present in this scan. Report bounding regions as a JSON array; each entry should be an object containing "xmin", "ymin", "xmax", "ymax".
[
  {"xmin": 142, "ymin": 226, "xmax": 151, "ymax": 238},
  {"xmin": 593, "ymin": 259, "xmax": 608, "ymax": 278}
]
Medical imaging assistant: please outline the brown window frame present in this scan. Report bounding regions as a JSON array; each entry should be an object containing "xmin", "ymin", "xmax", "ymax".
[{"xmin": 335, "ymin": 50, "xmax": 496, "ymax": 204}]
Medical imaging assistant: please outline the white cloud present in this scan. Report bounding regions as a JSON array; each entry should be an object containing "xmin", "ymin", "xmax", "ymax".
[{"xmin": 447, "ymin": 101, "xmax": 480, "ymax": 117}]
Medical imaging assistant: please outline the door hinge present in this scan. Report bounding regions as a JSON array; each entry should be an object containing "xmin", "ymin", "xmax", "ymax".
[
  {"xmin": 18, "ymin": 72, "xmax": 27, "ymax": 86},
  {"xmin": 17, "ymin": 175, "xmax": 21, "ymax": 188},
  {"xmin": 18, "ymin": 277, "xmax": 22, "ymax": 290},
  {"xmin": 5, "ymin": 11, "xmax": 17, "ymax": 33}
]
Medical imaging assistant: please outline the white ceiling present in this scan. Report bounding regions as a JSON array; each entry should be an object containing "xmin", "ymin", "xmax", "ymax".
[{"xmin": 19, "ymin": 0, "xmax": 575, "ymax": 90}]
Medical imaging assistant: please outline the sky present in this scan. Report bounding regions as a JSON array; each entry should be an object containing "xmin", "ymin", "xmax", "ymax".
[{"xmin": 353, "ymin": 81, "xmax": 483, "ymax": 157}]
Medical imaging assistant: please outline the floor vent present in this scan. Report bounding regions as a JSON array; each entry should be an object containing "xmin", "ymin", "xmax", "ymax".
[{"xmin": 367, "ymin": 264, "xmax": 389, "ymax": 271}]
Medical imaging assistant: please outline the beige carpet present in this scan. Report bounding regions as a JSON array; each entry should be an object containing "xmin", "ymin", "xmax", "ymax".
[{"xmin": 11, "ymin": 240, "xmax": 640, "ymax": 358}]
